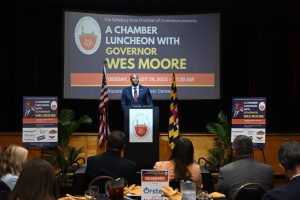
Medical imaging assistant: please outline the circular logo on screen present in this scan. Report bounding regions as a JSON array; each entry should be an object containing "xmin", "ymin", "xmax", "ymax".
[
  {"xmin": 50, "ymin": 101, "xmax": 58, "ymax": 110},
  {"xmin": 258, "ymin": 102, "xmax": 266, "ymax": 111},
  {"xmin": 74, "ymin": 16, "xmax": 101, "ymax": 55}
]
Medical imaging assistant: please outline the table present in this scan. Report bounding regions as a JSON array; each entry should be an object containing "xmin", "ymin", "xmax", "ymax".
[{"xmin": 72, "ymin": 165, "xmax": 216, "ymax": 195}]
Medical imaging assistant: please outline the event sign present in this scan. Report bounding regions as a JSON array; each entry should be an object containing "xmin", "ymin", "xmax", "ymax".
[
  {"xmin": 231, "ymin": 97, "xmax": 266, "ymax": 145},
  {"xmin": 129, "ymin": 108, "xmax": 153, "ymax": 143},
  {"xmin": 64, "ymin": 12, "xmax": 220, "ymax": 100},
  {"xmin": 141, "ymin": 170, "xmax": 169, "ymax": 200},
  {"xmin": 22, "ymin": 96, "xmax": 58, "ymax": 147}
]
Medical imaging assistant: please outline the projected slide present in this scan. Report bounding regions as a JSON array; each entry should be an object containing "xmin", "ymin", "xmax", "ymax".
[{"xmin": 64, "ymin": 11, "xmax": 220, "ymax": 100}]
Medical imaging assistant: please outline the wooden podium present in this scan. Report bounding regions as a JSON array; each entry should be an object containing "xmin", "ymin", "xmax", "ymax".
[{"xmin": 123, "ymin": 106, "xmax": 159, "ymax": 170}]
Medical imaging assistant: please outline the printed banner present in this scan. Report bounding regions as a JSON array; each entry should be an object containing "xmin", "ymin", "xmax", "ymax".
[
  {"xmin": 22, "ymin": 96, "xmax": 58, "ymax": 147},
  {"xmin": 129, "ymin": 108, "xmax": 153, "ymax": 143},
  {"xmin": 231, "ymin": 97, "xmax": 266, "ymax": 145},
  {"xmin": 141, "ymin": 170, "xmax": 169, "ymax": 200}
]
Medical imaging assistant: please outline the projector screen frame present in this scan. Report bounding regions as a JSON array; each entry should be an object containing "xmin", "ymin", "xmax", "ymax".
[{"xmin": 62, "ymin": 9, "xmax": 222, "ymax": 101}]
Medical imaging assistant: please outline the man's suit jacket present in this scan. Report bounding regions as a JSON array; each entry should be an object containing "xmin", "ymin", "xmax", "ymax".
[
  {"xmin": 121, "ymin": 85, "xmax": 153, "ymax": 111},
  {"xmin": 261, "ymin": 175, "xmax": 300, "ymax": 200},
  {"xmin": 216, "ymin": 158, "xmax": 273, "ymax": 200},
  {"xmin": 24, "ymin": 109, "xmax": 35, "ymax": 118},
  {"xmin": 232, "ymin": 110, "xmax": 244, "ymax": 119},
  {"xmin": 84, "ymin": 150, "xmax": 136, "ymax": 189}
]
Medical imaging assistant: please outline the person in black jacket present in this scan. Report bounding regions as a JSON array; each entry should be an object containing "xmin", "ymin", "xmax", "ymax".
[
  {"xmin": 23, "ymin": 101, "xmax": 35, "ymax": 118},
  {"xmin": 261, "ymin": 141, "xmax": 300, "ymax": 200},
  {"xmin": 84, "ymin": 130, "xmax": 136, "ymax": 190},
  {"xmin": 232, "ymin": 102, "xmax": 244, "ymax": 119}
]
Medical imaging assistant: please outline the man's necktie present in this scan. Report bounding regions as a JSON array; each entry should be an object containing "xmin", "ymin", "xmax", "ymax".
[
  {"xmin": 134, "ymin": 87, "xmax": 138, "ymax": 102},
  {"xmin": 234, "ymin": 111, "xmax": 238, "ymax": 117}
]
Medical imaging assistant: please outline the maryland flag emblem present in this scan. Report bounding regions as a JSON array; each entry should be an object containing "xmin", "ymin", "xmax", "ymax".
[{"xmin": 168, "ymin": 71, "xmax": 179, "ymax": 149}]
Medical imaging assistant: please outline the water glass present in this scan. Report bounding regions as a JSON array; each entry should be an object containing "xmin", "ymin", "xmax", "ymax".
[
  {"xmin": 85, "ymin": 189, "xmax": 97, "ymax": 200},
  {"xmin": 89, "ymin": 185, "xmax": 99, "ymax": 197},
  {"xmin": 180, "ymin": 180, "xmax": 196, "ymax": 200}
]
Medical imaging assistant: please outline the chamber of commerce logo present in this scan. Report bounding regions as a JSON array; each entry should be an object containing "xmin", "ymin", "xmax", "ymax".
[
  {"xmin": 50, "ymin": 101, "xmax": 57, "ymax": 110},
  {"xmin": 74, "ymin": 16, "xmax": 101, "ymax": 55},
  {"xmin": 133, "ymin": 114, "xmax": 150, "ymax": 138},
  {"xmin": 258, "ymin": 102, "xmax": 266, "ymax": 112}
]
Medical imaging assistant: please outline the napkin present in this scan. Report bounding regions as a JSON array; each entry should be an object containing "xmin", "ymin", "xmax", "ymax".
[
  {"xmin": 161, "ymin": 186, "xmax": 182, "ymax": 200},
  {"xmin": 124, "ymin": 184, "xmax": 142, "ymax": 196},
  {"xmin": 208, "ymin": 192, "xmax": 226, "ymax": 199},
  {"xmin": 62, "ymin": 194, "xmax": 86, "ymax": 200},
  {"xmin": 58, "ymin": 197, "xmax": 75, "ymax": 200}
]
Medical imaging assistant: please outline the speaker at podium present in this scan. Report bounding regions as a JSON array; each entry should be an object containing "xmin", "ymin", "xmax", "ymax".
[{"xmin": 123, "ymin": 106, "xmax": 159, "ymax": 171}]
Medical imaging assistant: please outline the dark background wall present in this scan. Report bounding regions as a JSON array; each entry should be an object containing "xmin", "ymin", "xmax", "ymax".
[{"xmin": 0, "ymin": 0, "xmax": 299, "ymax": 133}]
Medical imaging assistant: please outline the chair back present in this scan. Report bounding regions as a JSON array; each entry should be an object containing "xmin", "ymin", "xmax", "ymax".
[
  {"xmin": 87, "ymin": 175, "xmax": 114, "ymax": 193},
  {"xmin": 232, "ymin": 182, "xmax": 266, "ymax": 200},
  {"xmin": 0, "ymin": 180, "xmax": 11, "ymax": 200}
]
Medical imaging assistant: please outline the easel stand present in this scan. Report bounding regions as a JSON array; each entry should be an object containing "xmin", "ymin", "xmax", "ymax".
[{"xmin": 253, "ymin": 147, "xmax": 266, "ymax": 164}]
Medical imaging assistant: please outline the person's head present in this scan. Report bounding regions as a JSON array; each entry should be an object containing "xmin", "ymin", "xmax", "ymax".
[
  {"xmin": 278, "ymin": 141, "xmax": 300, "ymax": 178},
  {"xmin": 25, "ymin": 101, "xmax": 35, "ymax": 110},
  {"xmin": 25, "ymin": 101, "xmax": 31, "ymax": 110},
  {"xmin": 0, "ymin": 145, "xmax": 28, "ymax": 176},
  {"xmin": 107, "ymin": 130, "xmax": 126, "ymax": 152},
  {"xmin": 9, "ymin": 159, "xmax": 58, "ymax": 200},
  {"xmin": 170, "ymin": 138, "xmax": 194, "ymax": 180},
  {"xmin": 232, "ymin": 135, "xmax": 253, "ymax": 159},
  {"xmin": 234, "ymin": 103, "xmax": 240, "ymax": 111},
  {"xmin": 130, "ymin": 74, "xmax": 139, "ymax": 87}
]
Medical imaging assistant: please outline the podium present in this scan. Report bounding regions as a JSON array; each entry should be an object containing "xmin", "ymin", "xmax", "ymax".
[{"xmin": 124, "ymin": 106, "xmax": 159, "ymax": 170}]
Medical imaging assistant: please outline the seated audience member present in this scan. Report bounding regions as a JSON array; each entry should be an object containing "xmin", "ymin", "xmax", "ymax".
[
  {"xmin": 85, "ymin": 130, "xmax": 137, "ymax": 189},
  {"xmin": 0, "ymin": 145, "xmax": 28, "ymax": 191},
  {"xmin": 154, "ymin": 138, "xmax": 202, "ymax": 190},
  {"xmin": 9, "ymin": 159, "xmax": 59, "ymax": 200},
  {"xmin": 261, "ymin": 141, "xmax": 300, "ymax": 200},
  {"xmin": 216, "ymin": 135, "xmax": 273, "ymax": 200}
]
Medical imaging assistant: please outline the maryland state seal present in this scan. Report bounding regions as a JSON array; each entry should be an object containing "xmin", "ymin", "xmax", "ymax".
[{"xmin": 74, "ymin": 16, "xmax": 101, "ymax": 55}]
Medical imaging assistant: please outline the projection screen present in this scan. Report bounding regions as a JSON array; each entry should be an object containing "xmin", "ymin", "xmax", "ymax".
[{"xmin": 64, "ymin": 11, "xmax": 220, "ymax": 100}]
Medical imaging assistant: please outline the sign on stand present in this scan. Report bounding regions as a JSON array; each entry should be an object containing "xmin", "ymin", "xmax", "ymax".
[
  {"xmin": 231, "ymin": 97, "xmax": 266, "ymax": 148},
  {"xmin": 141, "ymin": 170, "xmax": 169, "ymax": 200},
  {"xmin": 22, "ymin": 96, "xmax": 58, "ymax": 147}
]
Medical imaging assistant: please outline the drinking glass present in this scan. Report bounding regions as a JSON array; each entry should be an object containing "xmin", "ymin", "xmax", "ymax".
[
  {"xmin": 85, "ymin": 189, "xmax": 97, "ymax": 200},
  {"xmin": 105, "ymin": 178, "xmax": 127, "ymax": 200},
  {"xmin": 89, "ymin": 185, "xmax": 99, "ymax": 198},
  {"xmin": 180, "ymin": 180, "xmax": 196, "ymax": 200}
]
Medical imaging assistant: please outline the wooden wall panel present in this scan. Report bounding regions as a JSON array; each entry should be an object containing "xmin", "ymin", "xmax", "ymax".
[
  {"xmin": 255, "ymin": 134, "xmax": 300, "ymax": 175},
  {"xmin": 1, "ymin": 132, "xmax": 300, "ymax": 175},
  {"xmin": 158, "ymin": 134, "xmax": 215, "ymax": 161}
]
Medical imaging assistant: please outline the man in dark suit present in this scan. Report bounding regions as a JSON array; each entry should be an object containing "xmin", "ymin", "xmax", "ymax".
[
  {"xmin": 23, "ymin": 101, "xmax": 35, "ymax": 118},
  {"xmin": 121, "ymin": 74, "xmax": 153, "ymax": 111},
  {"xmin": 84, "ymin": 130, "xmax": 137, "ymax": 189},
  {"xmin": 261, "ymin": 141, "xmax": 300, "ymax": 200},
  {"xmin": 216, "ymin": 135, "xmax": 273, "ymax": 200},
  {"xmin": 232, "ymin": 102, "xmax": 244, "ymax": 119}
]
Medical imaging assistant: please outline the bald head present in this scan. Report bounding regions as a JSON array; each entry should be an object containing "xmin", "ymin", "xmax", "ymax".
[{"xmin": 130, "ymin": 74, "xmax": 139, "ymax": 86}]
